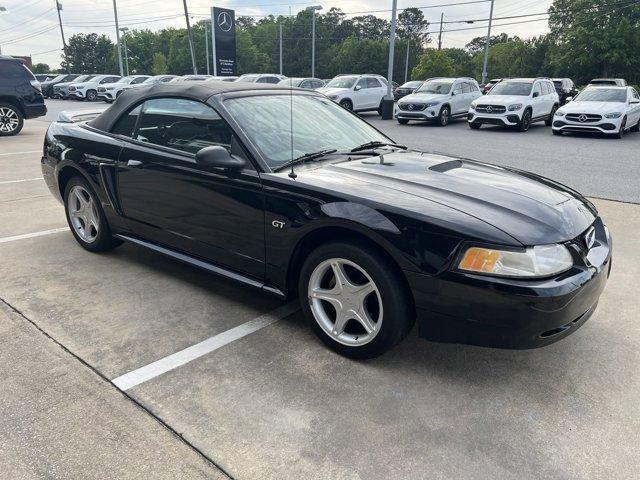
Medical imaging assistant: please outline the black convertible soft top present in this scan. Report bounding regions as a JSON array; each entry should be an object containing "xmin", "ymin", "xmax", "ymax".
[{"xmin": 88, "ymin": 81, "xmax": 291, "ymax": 132}]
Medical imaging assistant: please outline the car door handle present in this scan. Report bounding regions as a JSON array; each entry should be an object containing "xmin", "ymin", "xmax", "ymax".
[{"xmin": 127, "ymin": 159, "xmax": 143, "ymax": 167}]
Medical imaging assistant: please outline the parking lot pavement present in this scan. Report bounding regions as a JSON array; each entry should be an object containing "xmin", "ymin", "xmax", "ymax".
[
  {"xmin": 1, "ymin": 101, "xmax": 639, "ymax": 479},
  {"xmin": 365, "ymin": 114, "xmax": 640, "ymax": 204},
  {"xmin": 0, "ymin": 302, "xmax": 228, "ymax": 479}
]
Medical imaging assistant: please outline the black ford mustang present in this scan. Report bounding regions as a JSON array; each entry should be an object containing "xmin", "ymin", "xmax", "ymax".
[{"xmin": 41, "ymin": 82, "xmax": 612, "ymax": 358}]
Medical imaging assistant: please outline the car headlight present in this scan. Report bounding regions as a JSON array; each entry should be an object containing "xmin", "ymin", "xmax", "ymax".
[
  {"xmin": 470, "ymin": 103, "xmax": 476, "ymax": 110},
  {"xmin": 327, "ymin": 95, "xmax": 338, "ymax": 100},
  {"xmin": 508, "ymin": 104, "xmax": 523, "ymax": 111},
  {"xmin": 106, "ymin": 87, "xmax": 115, "ymax": 90},
  {"xmin": 604, "ymin": 112, "xmax": 623, "ymax": 118},
  {"xmin": 457, "ymin": 244, "xmax": 573, "ymax": 278},
  {"xmin": 425, "ymin": 102, "xmax": 440, "ymax": 108},
  {"xmin": 555, "ymin": 110, "xmax": 565, "ymax": 117}
]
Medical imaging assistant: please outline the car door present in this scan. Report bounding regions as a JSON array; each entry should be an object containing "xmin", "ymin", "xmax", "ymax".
[
  {"xmin": 114, "ymin": 97, "xmax": 266, "ymax": 278},
  {"xmin": 366, "ymin": 77, "xmax": 386, "ymax": 109},
  {"xmin": 531, "ymin": 82, "xmax": 544, "ymax": 118},
  {"xmin": 629, "ymin": 88, "xmax": 640, "ymax": 125},
  {"xmin": 353, "ymin": 78, "xmax": 369, "ymax": 110},
  {"xmin": 450, "ymin": 82, "xmax": 466, "ymax": 114}
]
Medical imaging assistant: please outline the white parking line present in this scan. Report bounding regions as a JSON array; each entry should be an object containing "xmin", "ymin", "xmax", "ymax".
[
  {"xmin": 0, "ymin": 150, "xmax": 42, "ymax": 157},
  {"xmin": 0, "ymin": 227, "xmax": 68, "ymax": 244},
  {"xmin": 112, "ymin": 301, "xmax": 300, "ymax": 391},
  {"xmin": 0, "ymin": 177, "xmax": 43, "ymax": 185}
]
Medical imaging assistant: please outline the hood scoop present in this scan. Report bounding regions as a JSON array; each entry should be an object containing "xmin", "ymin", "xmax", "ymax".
[{"xmin": 429, "ymin": 159, "xmax": 463, "ymax": 173}]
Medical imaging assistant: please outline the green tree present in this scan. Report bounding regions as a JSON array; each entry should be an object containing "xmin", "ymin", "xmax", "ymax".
[
  {"xmin": 62, "ymin": 33, "xmax": 118, "ymax": 73},
  {"xmin": 465, "ymin": 33, "xmax": 510, "ymax": 54},
  {"xmin": 412, "ymin": 49, "xmax": 455, "ymax": 79},
  {"xmin": 151, "ymin": 52, "xmax": 167, "ymax": 75},
  {"xmin": 31, "ymin": 63, "xmax": 51, "ymax": 74}
]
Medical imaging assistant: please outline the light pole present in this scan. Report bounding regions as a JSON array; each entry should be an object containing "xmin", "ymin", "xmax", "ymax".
[
  {"xmin": 305, "ymin": 5, "xmax": 322, "ymax": 78},
  {"xmin": 112, "ymin": 0, "xmax": 124, "ymax": 76},
  {"xmin": 0, "ymin": 6, "xmax": 7, "ymax": 55},
  {"xmin": 182, "ymin": 0, "xmax": 197, "ymax": 74},
  {"xmin": 119, "ymin": 27, "xmax": 129, "ymax": 76},
  {"xmin": 481, "ymin": 0, "xmax": 495, "ymax": 85},
  {"xmin": 55, "ymin": 1, "xmax": 68, "ymax": 72},
  {"xmin": 381, "ymin": 0, "xmax": 398, "ymax": 119},
  {"xmin": 203, "ymin": 20, "xmax": 210, "ymax": 75}
]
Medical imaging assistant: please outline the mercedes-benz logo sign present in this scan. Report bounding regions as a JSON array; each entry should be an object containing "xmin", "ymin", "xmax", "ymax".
[
  {"xmin": 486, "ymin": 106, "xmax": 493, "ymax": 113},
  {"xmin": 407, "ymin": 104, "xmax": 414, "ymax": 110},
  {"xmin": 584, "ymin": 227, "xmax": 596, "ymax": 249},
  {"xmin": 578, "ymin": 114, "xmax": 587, "ymax": 122},
  {"xmin": 217, "ymin": 11, "xmax": 233, "ymax": 32}
]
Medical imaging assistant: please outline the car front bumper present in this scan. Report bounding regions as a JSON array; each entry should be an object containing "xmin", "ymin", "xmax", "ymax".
[
  {"xmin": 552, "ymin": 117, "xmax": 622, "ymax": 134},
  {"xmin": 468, "ymin": 110, "xmax": 522, "ymax": 126},
  {"xmin": 97, "ymin": 91, "xmax": 115, "ymax": 100},
  {"xmin": 395, "ymin": 106, "xmax": 441, "ymax": 121},
  {"xmin": 407, "ymin": 218, "xmax": 612, "ymax": 349},
  {"xmin": 68, "ymin": 90, "xmax": 85, "ymax": 98}
]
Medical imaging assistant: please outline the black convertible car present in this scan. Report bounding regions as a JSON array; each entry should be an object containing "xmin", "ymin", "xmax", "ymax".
[{"xmin": 41, "ymin": 82, "xmax": 612, "ymax": 358}]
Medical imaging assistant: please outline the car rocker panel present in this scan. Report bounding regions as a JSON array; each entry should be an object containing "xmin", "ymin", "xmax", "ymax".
[{"xmin": 40, "ymin": 83, "xmax": 611, "ymax": 358}]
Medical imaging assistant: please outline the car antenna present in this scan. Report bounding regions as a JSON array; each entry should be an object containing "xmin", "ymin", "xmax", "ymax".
[{"xmin": 288, "ymin": 75, "xmax": 297, "ymax": 179}]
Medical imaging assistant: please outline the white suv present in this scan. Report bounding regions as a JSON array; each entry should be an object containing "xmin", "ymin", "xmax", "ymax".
[
  {"xmin": 318, "ymin": 74, "xmax": 389, "ymax": 113},
  {"xmin": 68, "ymin": 75, "xmax": 121, "ymax": 101},
  {"xmin": 552, "ymin": 86, "xmax": 640, "ymax": 139},
  {"xmin": 395, "ymin": 77, "xmax": 482, "ymax": 126},
  {"xmin": 234, "ymin": 74, "xmax": 287, "ymax": 84},
  {"xmin": 468, "ymin": 78, "xmax": 559, "ymax": 131},
  {"xmin": 97, "ymin": 75, "xmax": 150, "ymax": 103}
]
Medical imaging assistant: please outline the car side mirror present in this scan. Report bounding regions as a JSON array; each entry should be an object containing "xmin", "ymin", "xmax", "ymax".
[
  {"xmin": 354, "ymin": 85, "xmax": 362, "ymax": 91},
  {"xmin": 533, "ymin": 92, "xmax": 539, "ymax": 98},
  {"xmin": 195, "ymin": 146, "xmax": 246, "ymax": 170},
  {"xmin": 451, "ymin": 91, "xmax": 456, "ymax": 96}
]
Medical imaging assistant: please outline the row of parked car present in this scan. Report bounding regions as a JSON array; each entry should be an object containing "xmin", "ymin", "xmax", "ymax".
[{"xmin": 393, "ymin": 76, "xmax": 640, "ymax": 138}]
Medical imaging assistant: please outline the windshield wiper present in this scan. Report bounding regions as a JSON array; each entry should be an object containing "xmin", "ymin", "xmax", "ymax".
[
  {"xmin": 274, "ymin": 148, "xmax": 338, "ymax": 172},
  {"xmin": 350, "ymin": 141, "xmax": 407, "ymax": 153}
]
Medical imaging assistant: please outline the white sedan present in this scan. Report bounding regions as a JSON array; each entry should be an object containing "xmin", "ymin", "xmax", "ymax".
[{"xmin": 552, "ymin": 86, "xmax": 640, "ymax": 138}]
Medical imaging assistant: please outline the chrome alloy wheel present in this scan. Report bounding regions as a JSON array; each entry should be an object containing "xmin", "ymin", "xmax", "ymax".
[
  {"xmin": 67, "ymin": 185, "xmax": 99, "ymax": 243},
  {"xmin": 0, "ymin": 107, "xmax": 19, "ymax": 133},
  {"xmin": 308, "ymin": 258, "xmax": 383, "ymax": 346}
]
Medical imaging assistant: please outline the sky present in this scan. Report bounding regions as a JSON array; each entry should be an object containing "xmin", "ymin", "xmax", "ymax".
[{"xmin": 0, "ymin": 0, "xmax": 554, "ymax": 69}]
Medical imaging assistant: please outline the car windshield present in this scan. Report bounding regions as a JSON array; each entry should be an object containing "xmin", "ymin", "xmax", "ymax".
[
  {"xmin": 325, "ymin": 76, "xmax": 357, "ymax": 88},
  {"xmin": 590, "ymin": 80, "xmax": 616, "ymax": 85},
  {"xmin": 278, "ymin": 78, "xmax": 304, "ymax": 87},
  {"xmin": 416, "ymin": 80, "xmax": 453, "ymax": 94},
  {"xmin": 401, "ymin": 81, "xmax": 422, "ymax": 88},
  {"xmin": 553, "ymin": 81, "xmax": 562, "ymax": 87},
  {"xmin": 115, "ymin": 77, "xmax": 133, "ymax": 83},
  {"xmin": 574, "ymin": 88, "xmax": 627, "ymax": 103},
  {"xmin": 224, "ymin": 94, "xmax": 391, "ymax": 168},
  {"xmin": 73, "ymin": 75, "xmax": 92, "ymax": 83},
  {"xmin": 49, "ymin": 75, "xmax": 66, "ymax": 82},
  {"xmin": 489, "ymin": 82, "xmax": 532, "ymax": 96}
]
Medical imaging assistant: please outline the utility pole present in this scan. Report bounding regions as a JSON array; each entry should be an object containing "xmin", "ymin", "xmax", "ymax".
[
  {"xmin": 404, "ymin": 39, "xmax": 410, "ymax": 83},
  {"xmin": 481, "ymin": 0, "xmax": 495, "ymax": 85},
  {"xmin": 112, "ymin": 0, "xmax": 124, "ymax": 76},
  {"xmin": 182, "ymin": 0, "xmax": 197, "ymax": 74},
  {"xmin": 55, "ymin": 1, "xmax": 68, "ymax": 72},
  {"xmin": 204, "ymin": 20, "xmax": 210, "ymax": 75},
  {"xmin": 279, "ymin": 22, "xmax": 283, "ymax": 75},
  {"xmin": 120, "ymin": 27, "xmax": 129, "ymax": 76},
  {"xmin": 382, "ymin": 0, "xmax": 398, "ymax": 119},
  {"xmin": 437, "ymin": 12, "xmax": 444, "ymax": 50},
  {"xmin": 305, "ymin": 6, "xmax": 322, "ymax": 77}
]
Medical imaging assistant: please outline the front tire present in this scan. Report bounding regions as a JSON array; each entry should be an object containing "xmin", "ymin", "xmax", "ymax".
[
  {"xmin": 437, "ymin": 106, "xmax": 450, "ymax": 126},
  {"xmin": 86, "ymin": 90, "xmax": 98, "ymax": 102},
  {"xmin": 0, "ymin": 103, "xmax": 24, "ymax": 136},
  {"xmin": 397, "ymin": 118, "xmax": 409, "ymax": 125},
  {"xmin": 615, "ymin": 118, "xmax": 626, "ymax": 139},
  {"xmin": 63, "ymin": 176, "xmax": 122, "ymax": 252},
  {"xmin": 469, "ymin": 122, "xmax": 481, "ymax": 129},
  {"xmin": 517, "ymin": 109, "xmax": 532, "ymax": 132},
  {"xmin": 552, "ymin": 129, "xmax": 563, "ymax": 136},
  {"xmin": 339, "ymin": 99, "xmax": 353, "ymax": 111},
  {"xmin": 299, "ymin": 242, "xmax": 414, "ymax": 359}
]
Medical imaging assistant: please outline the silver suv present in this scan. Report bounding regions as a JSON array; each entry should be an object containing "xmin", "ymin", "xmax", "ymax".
[{"xmin": 68, "ymin": 75, "xmax": 121, "ymax": 101}]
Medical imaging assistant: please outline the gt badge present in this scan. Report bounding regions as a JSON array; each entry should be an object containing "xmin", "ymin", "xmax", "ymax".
[{"xmin": 272, "ymin": 220, "xmax": 285, "ymax": 229}]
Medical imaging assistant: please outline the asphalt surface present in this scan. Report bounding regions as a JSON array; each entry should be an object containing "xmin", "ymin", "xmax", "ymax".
[{"xmin": 1, "ymin": 99, "xmax": 639, "ymax": 479}]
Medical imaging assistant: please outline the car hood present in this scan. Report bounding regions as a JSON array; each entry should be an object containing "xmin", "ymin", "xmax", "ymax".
[
  {"xmin": 398, "ymin": 92, "xmax": 449, "ymax": 104},
  {"xmin": 477, "ymin": 95, "xmax": 528, "ymax": 105},
  {"xmin": 70, "ymin": 82, "xmax": 91, "ymax": 88},
  {"xmin": 100, "ymin": 82, "xmax": 125, "ymax": 88},
  {"xmin": 558, "ymin": 101, "xmax": 626, "ymax": 114},
  {"xmin": 289, "ymin": 151, "xmax": 596, "ymax": 245},
  {"xmin": 318, "ymin": 87, "xmax": 350, "ymax": 96},
  {"xmin": 54, "ymin": 81, "xmax": 75, "ymax": 88}
]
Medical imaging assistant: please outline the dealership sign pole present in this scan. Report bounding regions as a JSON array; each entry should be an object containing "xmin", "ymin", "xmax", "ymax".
[{"xmin": 211, "ymin": 6, "xmax": 237, "ymax": 77}]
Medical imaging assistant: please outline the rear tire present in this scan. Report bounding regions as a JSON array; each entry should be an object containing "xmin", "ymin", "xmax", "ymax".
[
  {"xmin": 398, "ymin": 118, "xmax": 409, "ymax": 125},
  {"xmin": 545, "ymin": 105, "xmax": 558, "ymax": 126},
  {"xmin": 299, "ymin": 241, "xmax": 414, "ymax": 359},
  {"xmin": 0, "ymin": 102, "xmax": 24, "ymax": 136},
  {"xmin": 63, "ymin": 176, "xmax": 122, "ymax": 252}
]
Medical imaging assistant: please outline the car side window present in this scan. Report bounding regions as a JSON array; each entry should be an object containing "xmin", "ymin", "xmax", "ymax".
[
  {"xmin": 111, "ymin": 104, "xmax": 142, "ymax": 138},
  {"xmin": 533, "ymin": 83, "xmax": 542, "ymax": 96},
  {"xmin": 632, "ymin": 89, "xmax": 640, "ymax": 101},
  {"xmin": 453, "ymin": 83, "xmax": 463, "ymax": 95},
  {"xmin": 132, "ymin": 77, "xmax": 147, "ymax": 84},
  {"xmin": 366, "ymin": 78, "xmax": 381, "ymax": 89},
  {"xmin": 299, "ymin": 80, "xmax": 311, "ymax": 88},
  {"xmin": 461, "ymin": 82, "xmax": 471, "ymax": 93},
  {"xmin": 356, "ymin": 78, "xmax": 368, "ymax": 89},
  {"xmin": 134, "ymin": 98, "xmax": 233, "ymax": 155}
]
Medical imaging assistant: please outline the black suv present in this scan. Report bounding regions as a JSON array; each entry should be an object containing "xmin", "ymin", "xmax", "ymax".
[
  {"xmin": 0, "ymin": 56, "xmax": 47, "ymax": 136},
  {"xmin": 40, "ymin": 73, "xmax": 80, "ymax": 98},
  {"xmin": 552, "ymin": 78, "xmax": 579, "ymax": 105}
]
